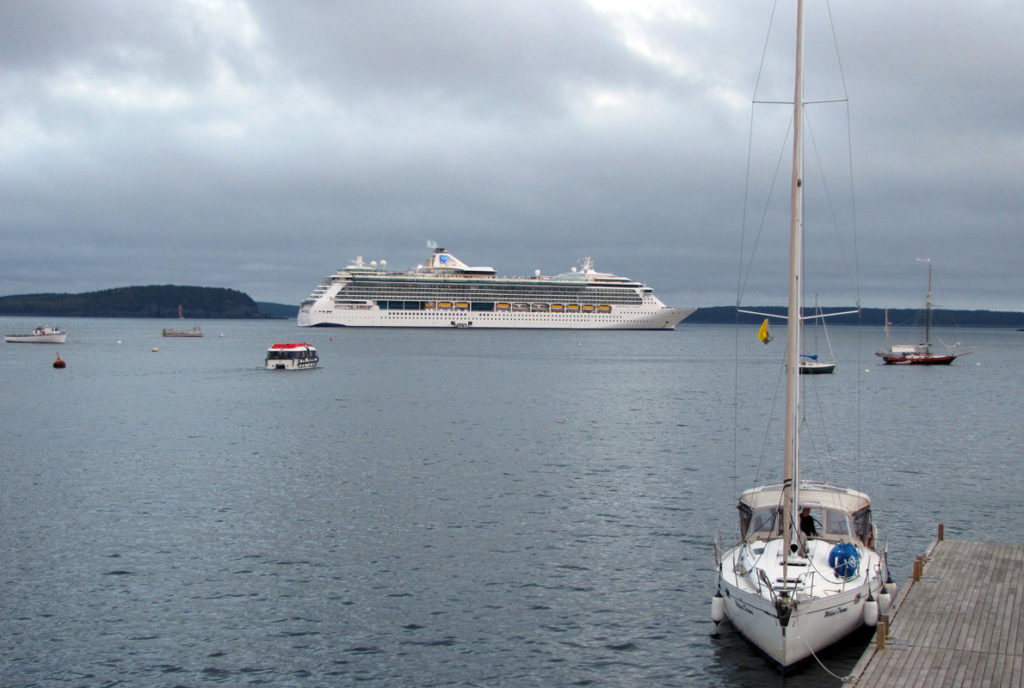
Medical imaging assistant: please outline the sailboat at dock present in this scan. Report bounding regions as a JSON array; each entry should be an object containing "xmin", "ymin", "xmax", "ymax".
[
  {"xmin": 712, "ymin": 0, "xmax": 893, "ymax": 667},
  {"xmin": 876, "ymin": 260, "xmax": 960, "ymax": 365}
]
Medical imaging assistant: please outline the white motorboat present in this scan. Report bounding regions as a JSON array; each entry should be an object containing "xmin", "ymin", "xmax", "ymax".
[{"xmin": 5, "ymin": 326, "xmax": 67, "ymax": 343}]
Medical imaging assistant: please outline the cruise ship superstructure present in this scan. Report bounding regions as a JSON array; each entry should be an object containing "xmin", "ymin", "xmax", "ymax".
[{"xmin": 297, "ymin": 247, "xmax": 695, "ymax": 329}]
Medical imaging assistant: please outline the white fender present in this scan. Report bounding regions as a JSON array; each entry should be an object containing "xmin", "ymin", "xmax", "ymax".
[
  {"xmin": 863, "ymin": 596, "xmax": 879, "ymax": 627},
  {"xmin": 711, "ymin": 593, "xmax": 725, "ymax": 624},
  {"xmin": 878, "ymin": 587, "xmax": 892, "ymax": 613}
]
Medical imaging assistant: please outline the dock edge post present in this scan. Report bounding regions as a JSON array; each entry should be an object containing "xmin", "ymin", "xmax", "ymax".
[{"xmin": 937, "ymin": 522, "xmax": 944, "ymax": 541}]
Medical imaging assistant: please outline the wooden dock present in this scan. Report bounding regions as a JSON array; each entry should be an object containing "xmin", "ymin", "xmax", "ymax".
[{"xmin": 844, "ymin": 529, "xmax": 1024, "ymax": 687}]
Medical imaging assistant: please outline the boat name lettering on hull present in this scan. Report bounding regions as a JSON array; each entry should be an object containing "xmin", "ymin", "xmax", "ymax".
[
  {"xmin": 824, "ymin": 606, "xmax": 849, "ymax": 618},
  {"xmin": 732, "ymin": 597, "xmax": 757, "ymax": 616}
]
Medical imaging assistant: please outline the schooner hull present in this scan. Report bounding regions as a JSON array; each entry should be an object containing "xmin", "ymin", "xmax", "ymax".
[{"xmin": 878, "ymin": 353, "xmax": 956, "ymax": 365}]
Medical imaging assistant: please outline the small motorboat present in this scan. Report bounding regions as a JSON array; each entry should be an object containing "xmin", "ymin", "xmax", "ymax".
[
  {"xmin": 5, "ymin": 326, "xmax": 67, "ymax": 344},
  {"xmin": 265, "ymin": 343, "xmax": 319, "ymax": 370}
]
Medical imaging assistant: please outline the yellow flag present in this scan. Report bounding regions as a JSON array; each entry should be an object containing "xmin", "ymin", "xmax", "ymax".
[{"xmin": 758, "ymin": 318, "xmax": 772, "ymax": 344}]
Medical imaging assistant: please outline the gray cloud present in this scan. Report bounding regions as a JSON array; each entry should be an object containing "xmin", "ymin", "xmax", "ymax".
[{"xmin": 0, "ymin": 0, "xmax": 1020, "ymax": 311}]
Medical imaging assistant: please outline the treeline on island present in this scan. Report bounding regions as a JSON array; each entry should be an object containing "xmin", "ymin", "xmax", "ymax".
[
  {"xmin": 0, "ymin": 285, "xmax": 279, "ymax": 319},
  {"xmin": 685, "ymin": 306, "xmax": 1024, "ymax": 329},
  {"xmin": 1, "ymin": 287, "xmax": 1020, "ymax": 326}
]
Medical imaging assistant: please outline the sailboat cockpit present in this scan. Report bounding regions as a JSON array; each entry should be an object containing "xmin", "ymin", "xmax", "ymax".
[{"xmin": 736, "ymin": 483, "xmax": 875, "ymax": 547}]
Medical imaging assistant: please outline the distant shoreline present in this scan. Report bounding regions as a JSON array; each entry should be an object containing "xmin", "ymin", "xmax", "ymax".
[
  {"xmin": 0, "ymin": 286, "xmax": 1020, "ymax": 327},
  {"xmin": 683, "ymin": 306, "xmax": 1023, "ymax": 328},
  {"xmin": 0, "ymin": 285, "xmax": 282, "ymax": 320},
  {"xmin": 684, "ymin": 306, "xmax": 1023, "ymax": 328}
]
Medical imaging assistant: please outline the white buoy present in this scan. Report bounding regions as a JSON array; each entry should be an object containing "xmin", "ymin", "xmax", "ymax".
[
  {"xmin": 885, "ymin": 579, "xmax": 897, "ymax": 600},
  {"xmin": 711, "ymin": 592, "xmax": 725, "ymax": 624},
  {"xmin": 152, "ymin": 347, "xmax": 159, "ymax": 352},
  {"xmin": 863, "ymin": 595, "xmax": 879, "ymax": 627}
]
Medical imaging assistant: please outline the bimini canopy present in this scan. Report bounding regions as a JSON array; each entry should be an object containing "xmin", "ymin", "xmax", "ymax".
[{"xmin": 739, "ymin": 482, "xmax": 871, "ymax": 514}]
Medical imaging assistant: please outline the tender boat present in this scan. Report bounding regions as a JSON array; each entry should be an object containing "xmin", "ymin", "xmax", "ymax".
[
  {"xmin": 876, "ymin": 261, "xmax": 961, "ymax": 365},
  {"xmin": 265, "ymin": 343, "xmax": 319, "ymax": 370},
  {"xmin": 712, "ymin": 0, "xmax": 893, "ymax": 667},
  {"xmin": 5, "ymin": 326, "xmax": 67, "ymax": 343}
]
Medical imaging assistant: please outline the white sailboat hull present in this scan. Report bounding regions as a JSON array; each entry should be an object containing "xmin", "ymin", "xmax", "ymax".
[
  {"xmin": 720, "ymin": 574, "xmax": 879, "ymax": 666},
  {"xmin": 717, "ymin": 526, "xmax": 886, "ymax": 667}
]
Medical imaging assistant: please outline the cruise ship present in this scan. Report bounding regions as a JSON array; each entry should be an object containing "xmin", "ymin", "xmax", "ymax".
[{"xmin": 297, "ymin": 247, "xmax": 695, "ymax": 329}]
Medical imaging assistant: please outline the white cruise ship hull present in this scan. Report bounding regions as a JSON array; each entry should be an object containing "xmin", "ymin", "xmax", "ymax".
[{"xmin": 298, "ymin": 304, "xmax": 694, "ymax": 329}]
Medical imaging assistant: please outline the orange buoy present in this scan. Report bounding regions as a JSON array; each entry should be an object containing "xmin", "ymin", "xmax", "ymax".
[{"xmin": 53, "ymin": 354, "xmax": 66, "ymax": 369}]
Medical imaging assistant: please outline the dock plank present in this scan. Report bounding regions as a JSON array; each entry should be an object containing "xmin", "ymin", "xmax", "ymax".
[{"xmin": 844, "ymin": 538, "xmax": 1024, "ymax": 688}]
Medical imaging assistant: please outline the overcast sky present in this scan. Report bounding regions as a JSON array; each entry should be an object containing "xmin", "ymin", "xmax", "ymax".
[{"xmin": 1, "ymin": 0, "xmax": 1021, "ymax": 311}]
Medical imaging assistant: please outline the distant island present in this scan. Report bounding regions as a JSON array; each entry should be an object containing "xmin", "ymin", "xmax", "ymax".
[
  {"xmin": 0, "ymin": 285, "xmax": 288, "ymax": 319},
  {"xmin": 0, "ymin": 286, "xmax": 1020, "ymax": 327},
  {"xmin": 685, "ymin": 306, "xmax": 1024, "ymax": 329}
]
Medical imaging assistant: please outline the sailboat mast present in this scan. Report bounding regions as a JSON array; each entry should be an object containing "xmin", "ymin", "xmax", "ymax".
[
  {"xmin": 782, "ymin": 0, "xmax": 806, "ymax": 574},
  {"xmin": 925, "ymin": 260, "xmax": 933, "ymax": 346}
]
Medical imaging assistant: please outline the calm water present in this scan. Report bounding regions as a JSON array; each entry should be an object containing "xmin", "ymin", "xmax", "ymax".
[{"xmin": 2, "ymin": 317, "xmax": 1021, "ymax": 687}]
